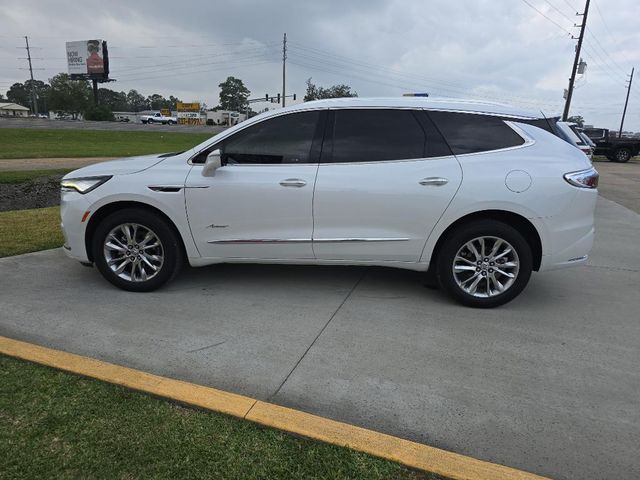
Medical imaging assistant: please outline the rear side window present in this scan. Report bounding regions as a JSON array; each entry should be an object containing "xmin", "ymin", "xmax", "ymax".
[
  {"xmin": 329, "ymin": 109, "xmax": 426, "ymax": 163},
  {"xmin": 429, "ymin": 111, "xmax": 525, "ymax": 155}
]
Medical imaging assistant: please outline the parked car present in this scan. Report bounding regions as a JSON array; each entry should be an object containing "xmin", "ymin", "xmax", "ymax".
[
  {"xmin": 555, "ymin": 121, "xmax": 593, "ymax": 160},
  {"xmin": 582, "ymin": 128, "xmax": 640, "ymax": 162},
  {"xmin": 140, "ymin": 112, "xmax": 177, "ymax": 125},
  {"xmin": 60, "ymin": 98, "xmax": 598, "ymax": 307},
  {"xmin": 115, "ymin": 115, "xmax": 130, "ymax": 123}
]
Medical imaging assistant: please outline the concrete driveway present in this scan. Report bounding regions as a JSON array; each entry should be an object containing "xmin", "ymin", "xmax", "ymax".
[{"xmin": 1, "ymin": 197, "xmax": 638, "ymax": 480}]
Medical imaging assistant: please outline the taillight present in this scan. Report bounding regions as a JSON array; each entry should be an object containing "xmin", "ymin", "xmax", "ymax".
[{"xmin": 564, "ymin": 167, "xmax": 599, "ymax": 189}]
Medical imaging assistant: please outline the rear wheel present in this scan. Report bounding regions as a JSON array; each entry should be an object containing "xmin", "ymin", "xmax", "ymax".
[
  {"xmin": 612, "ymin": 148, "xmax": 631, "ymax": 163},
  {"xmin": 92, "ymin": 208, "xmax": 183, "ymax": 292},
  {"xmin": 436, "ymin": 220, "xmax": 533, "ymax": 308}
]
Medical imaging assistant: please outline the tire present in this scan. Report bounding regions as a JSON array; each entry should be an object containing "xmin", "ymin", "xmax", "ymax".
[
  {"xmin": 167, "ymin": 120, "xmax": 175, "ymax": 125},
  {"xmin": 435, "ymin": 220, "xmax": 533, "ymax": 308},
  {"xmin": 147, "ymin": 119, "xmax": 154, "ymax": 125},
  {"xmin": 612, "ymin": 148, "xmax": 631, "ymax": 163},
  {"xmin": 92, "ymin": 208, "xmax": 183, "ymax": 292}
]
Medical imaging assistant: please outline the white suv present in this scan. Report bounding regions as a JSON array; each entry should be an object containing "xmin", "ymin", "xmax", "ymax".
[{"xmin": 60, "ymin": 98, "xmax": 598, "ymax": 307}]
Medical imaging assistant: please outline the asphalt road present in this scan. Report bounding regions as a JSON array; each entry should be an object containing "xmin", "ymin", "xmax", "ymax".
[
  {"xmin": 0, "ymin": 116, "xmax": 225, "ymax": 134},
  {"xmin": 1, "ymin": 197, "xmax": 639, "ymax": 480},
  {"xmin": 594, "ymin": 157, "xmax": 640, "ymax": 213}
]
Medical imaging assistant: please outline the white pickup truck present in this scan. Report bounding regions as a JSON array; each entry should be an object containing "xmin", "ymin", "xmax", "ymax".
[{"xmin": 140, "ymin": 112, "xmax": 177, "ymax": 125}]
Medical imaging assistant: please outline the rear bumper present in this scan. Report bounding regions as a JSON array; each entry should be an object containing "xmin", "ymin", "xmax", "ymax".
[{"xmin": 537, "ymin": 189, "xmax": 597, "ymax": 271}]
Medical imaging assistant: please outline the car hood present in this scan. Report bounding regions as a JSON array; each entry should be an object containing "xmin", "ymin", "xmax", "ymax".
[{"xmin": 63, "ymin": 154, "xmax": 167, "ymax": 179}]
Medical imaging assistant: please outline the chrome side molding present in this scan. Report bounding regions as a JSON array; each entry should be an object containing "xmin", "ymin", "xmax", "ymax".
[{"xmin": 208, "ymin": 237, "xmax": 409, "ymax": 244}]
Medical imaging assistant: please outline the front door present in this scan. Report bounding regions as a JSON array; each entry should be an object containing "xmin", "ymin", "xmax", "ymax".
[
  {"xmin": 312, "ymin": 108, "xmax": 462, "ymax": 263},
  {"xmin": 185, "ymin": 109, "xmax": 324, "ymax": 260}
]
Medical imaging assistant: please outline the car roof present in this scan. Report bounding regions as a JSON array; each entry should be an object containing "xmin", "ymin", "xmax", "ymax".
[{"xmin": 280, "ymin": 97, "xmax": 544, "ymax": 119}]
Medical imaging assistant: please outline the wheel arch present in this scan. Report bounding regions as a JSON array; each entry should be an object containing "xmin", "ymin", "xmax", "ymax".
[
  {"xmin": 85, "ymin": 200, "xmax": 188, "ymax": 263},
  {"xmin": 428, "ymin": 210, "xmax": 543, "ymax": 272}
]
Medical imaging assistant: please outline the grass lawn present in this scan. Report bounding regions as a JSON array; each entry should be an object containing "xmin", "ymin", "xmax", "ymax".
[
  {"xmin": 0, "ymin": 169, "xmax": 72, "ymax": 184},
  {"xmin": 0, "ymin": 207, "xmax": 63, "ymax": 257},
  {"xmin": 0, "ymin": 128, "xmax": 212, "ymax": 159},
  {"xmin": 0, "ymin": 355, "xmax": 437, "ymax": 480}
]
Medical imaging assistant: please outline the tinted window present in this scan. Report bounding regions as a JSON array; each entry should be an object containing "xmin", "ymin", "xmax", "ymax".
[
  {"xmin": 221, "ymin": 110, "xmax": 320, "ymax": 164},
  {"xmin": 330, "ymin": 109, "xmax": 426, "ymax": 163},
  {"xmin": 429, "ymin": 111, "xmax": 525, "ymax": 155}
]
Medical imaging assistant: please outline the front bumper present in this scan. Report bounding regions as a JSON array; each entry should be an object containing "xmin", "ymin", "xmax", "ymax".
[{"xmin": 60, "ymin": 189, "xmax": 91, "ymax": 263}]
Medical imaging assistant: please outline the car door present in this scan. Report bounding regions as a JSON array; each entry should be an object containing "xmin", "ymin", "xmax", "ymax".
[
  {"xmin": 185, "ymin": 109, "xmax": 325, "ymax": 260},
  {"xmin": 312, "ymin": 108, "xmax": 462, "ymax": 263}
]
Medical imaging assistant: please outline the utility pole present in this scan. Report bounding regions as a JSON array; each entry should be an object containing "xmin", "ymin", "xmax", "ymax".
[
  {"xmin": 24, "ymin": 36, "xmax": 38, "ymax": 115},
  {"xmin": 562, "ymin": 0, "xmax": 590, "ymax": 121},
  {"xmin": 618, "ymin": 67, "xmax": 634, "ymax": 138},
  {"xmin": 282, "ymin": 33, "xmax": 287, "ymax": 108}
]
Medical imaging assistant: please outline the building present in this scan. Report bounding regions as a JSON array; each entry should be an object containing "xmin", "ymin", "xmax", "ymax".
[
  {"xmin": 0, "ymin": 102, "xmax": 29, "ymax": 117},
  {"xmin": 206, "ymin": 110, "xmax": 247, "ymax": 126}
]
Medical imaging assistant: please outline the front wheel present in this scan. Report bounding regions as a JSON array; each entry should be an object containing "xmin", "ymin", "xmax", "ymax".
[
  {"xmin": 612, "ymin": 148, "xmax": 631, "ymax": 163},
  {"xmin": 436, "ymin": 220, "xmax": 533, "ymax": 308},
  {"xmin": 92, "ymin": 208, "xmax": 183, "ymax": 292}
]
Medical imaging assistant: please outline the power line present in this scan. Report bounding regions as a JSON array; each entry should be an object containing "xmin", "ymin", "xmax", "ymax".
[{"xmin": 518, "ymin": 0, "xmax": 573, "ymax": 35}]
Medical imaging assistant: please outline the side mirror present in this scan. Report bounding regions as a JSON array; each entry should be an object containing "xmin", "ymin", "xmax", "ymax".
[{"xmin": 202, "ymin": 149, "xmax": 222, "ymax": 177}]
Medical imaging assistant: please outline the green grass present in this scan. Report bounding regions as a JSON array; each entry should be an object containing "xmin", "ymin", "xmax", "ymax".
[
  {"xmin": 0, "ymin": 207, "xmax": 63, "ymax": 257},
  {"xmin": 0, "ymin": 169, "xmax": 71, "ymax": 184},
  {"xmin": 0, "ymin": 128, "xmax": 212, "ymax": 159},
  {"xmin": 0, "ymin": 355, "xmax": 437, "ymax": 480}
]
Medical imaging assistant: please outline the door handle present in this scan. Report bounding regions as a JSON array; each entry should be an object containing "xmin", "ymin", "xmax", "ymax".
[
  {"xmin": 280, "ymin": 178, "xmax": 307, "ymax": 188},
  {"xmin": 419, "ymin": 177, "xmax": 449, "ymax": 186}
]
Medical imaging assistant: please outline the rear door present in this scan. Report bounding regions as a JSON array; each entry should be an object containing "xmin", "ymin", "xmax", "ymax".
[{"xmin": 312, "ymin": 108, "xmax": 462, "ymax": 262}]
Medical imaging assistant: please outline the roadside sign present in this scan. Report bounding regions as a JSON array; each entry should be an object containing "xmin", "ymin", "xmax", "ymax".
[{"xmin": 177, "ymin": 102, "xmax": 204, "ymax": 125}]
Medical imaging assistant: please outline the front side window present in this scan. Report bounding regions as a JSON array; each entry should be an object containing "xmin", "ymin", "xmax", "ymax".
[
  {"xmin": 220, "ymin": 110, "xmax": 320, "ymax": 165},
  {"xmin": 330, "ymin": 109, "xmax": 426, "ymax": 163},
  {"xmin": 429, "ymin": 111, "xmax": 525, "ymax": 155}
]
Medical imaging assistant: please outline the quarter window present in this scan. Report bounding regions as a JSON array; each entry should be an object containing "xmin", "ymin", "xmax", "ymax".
[
  {"xmin": 220, "ymin": 110, "xmax": 320, "ymax": 164},
  {"xmin": 330, "ymin": 109, "xmax": 427, "ymax": 163},
  {"xmin": 429, "ymin": 111, "xmax": 525, "ymax": 155}
]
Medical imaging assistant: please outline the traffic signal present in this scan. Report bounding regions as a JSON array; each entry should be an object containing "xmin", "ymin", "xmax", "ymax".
[
  {"xmin": 277, "ymin": 93, "xmax": 281, "ymax": 103},
  {"xmin": 293, "ymin": 94, "xmax": 296, "ymax": 101},
  {"xmin": 265, "ymin": 94, "xmax": 269, "ymax": 101}
]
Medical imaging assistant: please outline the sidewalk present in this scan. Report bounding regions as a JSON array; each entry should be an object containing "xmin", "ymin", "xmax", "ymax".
[{"xmin": 0, "ymin": 157, "xmax": 117, "ymax": 171}]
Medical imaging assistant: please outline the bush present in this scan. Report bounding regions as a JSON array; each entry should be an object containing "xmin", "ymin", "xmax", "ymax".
[
  {"xmin": 206, "ymin": 119, "xmax": 214, "ymax": 126},
  {"xmin": 84, "ymin": 105, "xmax": 115, "ymax": 121}
]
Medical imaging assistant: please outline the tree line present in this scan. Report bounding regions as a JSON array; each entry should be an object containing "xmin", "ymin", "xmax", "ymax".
[{"xmin": 2, "ymin": 73, "xmax": 357, "ymax": 121}]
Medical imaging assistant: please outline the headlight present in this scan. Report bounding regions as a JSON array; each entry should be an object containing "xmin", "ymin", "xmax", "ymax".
[{"xmin": 60, "ymin": 175, "xmax": 112, "ymax": 194}]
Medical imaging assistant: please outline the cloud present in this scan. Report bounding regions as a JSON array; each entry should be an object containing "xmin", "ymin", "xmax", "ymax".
[{"xmin": 0, "ymin": 0, "xmax": 637, "ymax": 129}]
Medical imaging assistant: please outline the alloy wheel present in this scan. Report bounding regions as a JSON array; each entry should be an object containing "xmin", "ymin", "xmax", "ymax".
[
  {"xmin": 452, "ymin": 236, "xmax": 520, "ymax": 298},
  {"xmin": 103, "ymin": 223, "xmax": 164, "ymax": 282}
]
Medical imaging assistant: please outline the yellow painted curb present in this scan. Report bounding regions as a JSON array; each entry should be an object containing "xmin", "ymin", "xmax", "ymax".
[{"xmin": 0, "ymin": 336, "xmax": 550, "ymax": 480}]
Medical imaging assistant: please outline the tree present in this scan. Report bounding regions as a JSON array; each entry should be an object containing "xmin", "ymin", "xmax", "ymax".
[
  {"xmin": 6, "ymin": 80, "xmax": 50, "ymax": 113},
  {"xmin": 126, "ymin": 89, "xmax": 149, "ymax": 112},
  {"xmin": 567, "ymin": 115, "xmax": 585, "ymax": 127},
  {"xmin": 218, "ymin": 76, "xmax": 250, "ymax": 112},
  {"xmin": 84, "ymin": 104, "xmax": 115, "ymax": 121},
  {"xmin": 168, "ymin": 95, "xmax": 182, "ymax": 110},
  {"xmin": 97, "ymin": 88, "xmax": 128, "ymax": 112},
  {"xmin": 48, "ymin": 73, "xmax": 91, "ymax": 118},
  {"xmin": 147, "ymin": 93, "xmax": 172, "ymax": 110},
  {"xmin": 304, "ymin": 78, "xmax": 357, "ymax": 101}
]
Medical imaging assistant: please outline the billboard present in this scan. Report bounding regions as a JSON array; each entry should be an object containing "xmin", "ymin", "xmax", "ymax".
[
  {"xmin": 177, "ymin": 102, "xmax": 204, "ymax": 125},
  {"xmin": 66, "ymin": 40, "xmax": 109, "ymax": 79}
]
